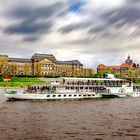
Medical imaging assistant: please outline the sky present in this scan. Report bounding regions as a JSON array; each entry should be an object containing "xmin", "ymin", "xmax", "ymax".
[{"xmin": 0, "ymin": 0, "xmax": 140, "ymax": 69}]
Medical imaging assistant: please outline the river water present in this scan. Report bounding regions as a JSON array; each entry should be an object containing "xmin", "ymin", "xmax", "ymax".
[{"xmin": 1, "ymin": 89, "xmax": 140, "ymax": 140}]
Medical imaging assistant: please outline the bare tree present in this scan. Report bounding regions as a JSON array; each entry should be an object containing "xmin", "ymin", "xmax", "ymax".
[{"xmin": 34, "ymin": 62, "xmax": 41, "ymax": 76}]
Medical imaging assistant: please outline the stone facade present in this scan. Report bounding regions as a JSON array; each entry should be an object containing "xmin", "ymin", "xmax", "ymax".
[
  {"xmin": 0, "ymin": 53, "xmax": 94, "ymax": 77},
  {"xmin": 83, "ymin": 68, "xmax": 94, "ymax": 77}
]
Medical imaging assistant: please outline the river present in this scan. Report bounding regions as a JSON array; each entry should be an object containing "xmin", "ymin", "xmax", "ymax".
[{"xmin": 1, "ymin": 89, "xmax": 140, "ymax": 140}]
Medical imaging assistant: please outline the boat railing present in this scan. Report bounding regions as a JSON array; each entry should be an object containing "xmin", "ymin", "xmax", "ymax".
[{"xmin": 63, "ymin": 84, "xmax": 123, "ymax": 87}]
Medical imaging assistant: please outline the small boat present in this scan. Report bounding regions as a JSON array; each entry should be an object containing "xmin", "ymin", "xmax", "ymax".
[{"xmin": 4, "ymin": 77, "xmax": 134, "ymax": 100}]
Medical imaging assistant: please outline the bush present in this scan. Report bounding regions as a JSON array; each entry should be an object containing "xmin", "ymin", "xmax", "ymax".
[
  {"xmin": 44, "ymin": 75, "xmax": 60, "ymax": 78},
  {"xmin": 15, "ymin": 75, "xmax": 37, "ymax": 77},
  {"xmin": 0, "ymin": 77, "xmax": 3, "ymax": 81}
]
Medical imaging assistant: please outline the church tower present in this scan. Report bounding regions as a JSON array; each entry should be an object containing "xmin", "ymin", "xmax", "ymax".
[{"xmin": 125, "ymin": 55, "xmax": 133, "ymax": 65}]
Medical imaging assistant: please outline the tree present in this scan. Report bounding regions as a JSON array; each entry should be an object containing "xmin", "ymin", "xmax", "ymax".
[
  {"xmin": 1, "ymin": 65, "xmax": 10, "ymax": 77},
  {"xmin": 114, "ymin": 73, "xmax": 121, "ymax": 78},
  {"xmin": 133, "ymin": 69, "xmax": 138, "ymax": 78},
  {"xmin": 125, "ymin": 68, "xmax": 131, "ymax": 78},
  {"xmin": 97, "ymin": 69, "xmax": 109, "ymax": 78},
  {"xmin": 34, "ymin": 62, "xmax": 41, "ymax": 76},
  {"xmin": 24, "ymin": 63, "xmax": 31, "ymax": 77},
  {"xmin": 125, "ymin": 68, "xmax": 138, "ymax": 79},
  {"xmin": 0, "ymin": 56, "xmax": 8, "ymax": 77},
  {"xmin": 9, "ymin": 63, "xmax": 17, "ymax": 77}
]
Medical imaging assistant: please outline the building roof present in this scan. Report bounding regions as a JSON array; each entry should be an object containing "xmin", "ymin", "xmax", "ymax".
[
  {"xmin": 110, "ymin": 66, "xmax": 120, "ymax": 69},
  {"xmin": 98, "ymin": 64, "xmax": 107, "ymax": 69},
  {"xmin": 98, "ymin": 62, "xmax": 134, "ymax": 70},
  {"xmin": 31, "ymin": 53, "xmax": 56, "ymax": 62},
  {"xmin": 7, "ymin": 53, "xmax": 83, "ymax": 66},
  {"xmin": 9, "ymin": 58, "xmax": 32, "ymax": 62},
  {"xmin": 57, "ymin": 60, "xmax": 83, "ymax": 66}
]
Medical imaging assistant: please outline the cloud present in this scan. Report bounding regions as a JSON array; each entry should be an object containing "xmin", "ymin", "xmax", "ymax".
[
  {"xmin": 58, "ymin": 20, "xmax": 93, "ymax": 33},
  {"xmin": 4, "ymin": 5, "xmax": 34, "ymax": 19},
  {"xmin": 102, "ymin": 7, "xmax": 140, "ymax": 26},
  {"xmin": 4, "ymin": 1, "xmax": 65, "ymax": 20},
  {"xmin": 127, "ymin": 0, "xmax": 140, "ymax": 3},
  {"xmin": 2, "ymin": 1, "xmax": 67, "ymax": 41},
  {"xmin": 23, "ymin": 36, "xmax": 41, "ymax": 42},
  {"xmin": 0, "ymin": 0, "xmax": 140, "ymax": 68},
  {"xmin": 4, "ymin": 21, "xmax": 53, "ymax": 35},
  {"xmin": 88, "ymin": 26, "xmax": 105, "ymax": 33}
]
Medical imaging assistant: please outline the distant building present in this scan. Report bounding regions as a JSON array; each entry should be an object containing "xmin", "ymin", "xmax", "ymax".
[
  {"xmin": 83, "ymin": 68, "xmax": 94, "ymax": 77},
  {"xmin": 97, "ymin": 55, "xmax": 140, "ymax": 78},
  {"xmin": 0, "ymin": 53, "xmax": 94, "ymax": 77}
]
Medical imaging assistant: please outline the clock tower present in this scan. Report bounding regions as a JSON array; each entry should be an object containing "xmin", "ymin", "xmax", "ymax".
[{"xmin": 125, "ymin": 55, "xmax": 133, "ymax": 65}]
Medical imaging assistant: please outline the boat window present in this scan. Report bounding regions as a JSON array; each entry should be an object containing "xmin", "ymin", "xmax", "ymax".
[
  {"xmin": 92, "ymin": 94, "xmax": 95, "ymax": 96},
  {"xmin": 79, "ymin": 94, "xmax": 82, "ymax": 96},
  {"xmin": 74, "ymin": 94, "xmax": 77, "ymax": 97},
  {"xmin": 88, "ymin": 95, "xmax": 91, "ymax": 96},
  {"xmin": 71, "ymin": 87, "xmax": 74, "ymax": 89},
  {"xmin": 52, "ymin": 95, "xmax": 56, "ymax": 97},
  {"xmin": 64, "ymin": 95, "xmax": 66, "ymax": 97},
  {"xmin": 69, "ymin": 95, "xmax": 72, "ymax": 97},
  {"xmin": 47, "ymin": 95, "xmax": 50, "ymax": 97},
  {"xmin": 58, "ymin": 95, "xmax": 61, "ymax": 97}
]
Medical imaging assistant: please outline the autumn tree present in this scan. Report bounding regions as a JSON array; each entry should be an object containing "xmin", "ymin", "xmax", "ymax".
[
  {"xmin": 34, "ymin": 62, "xmax": 41, "ymax": 76},
  {"xmin": 97, "ymin": 69, "xmax": 109, "ymax": 78},
  {"xmin": 0, "ymin": 56, "xmax": 9, "ymax": 77}
]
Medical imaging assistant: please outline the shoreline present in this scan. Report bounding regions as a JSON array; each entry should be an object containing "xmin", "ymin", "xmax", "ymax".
[{"xmin": 0, "ymin": 87, "xmax": 25, "ymax": 94}]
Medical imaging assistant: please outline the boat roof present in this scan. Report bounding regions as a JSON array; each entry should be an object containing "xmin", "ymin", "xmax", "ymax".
[
  {"xmin": 30, "ymin": 84, "xmax": 48, "ymax": 87},
  {"xmin": 61, "ymin": 77, "xmax": 124, "ymax": 81}
]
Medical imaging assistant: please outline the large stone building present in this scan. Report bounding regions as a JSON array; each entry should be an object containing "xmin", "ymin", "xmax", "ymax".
[
  {"xmin": 0, "ymin": 53, "xmax": 94, "ymax": 77},
  {"xmin": 97, "ymin": 55, "xmax": 140, "ymax": 78}
]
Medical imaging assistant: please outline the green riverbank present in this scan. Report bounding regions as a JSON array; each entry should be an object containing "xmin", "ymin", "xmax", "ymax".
[{"xmin": 0, "ymin": 77, "xmax": 47, "ymax": 87}]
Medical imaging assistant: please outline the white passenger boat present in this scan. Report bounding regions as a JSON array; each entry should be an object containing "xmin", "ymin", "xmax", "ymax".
[{"xmin": 5, "ymin": 77, "xmax": 133, "ymax": 100}]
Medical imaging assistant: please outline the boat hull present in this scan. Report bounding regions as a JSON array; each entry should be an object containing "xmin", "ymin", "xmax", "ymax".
[
  {"xmin": 5, "ymin": 93, "xmax": 101, "ymax": 100},
  {"xmin": 101, "ymin": 94, "xmax": 118, "ymax": 98}
]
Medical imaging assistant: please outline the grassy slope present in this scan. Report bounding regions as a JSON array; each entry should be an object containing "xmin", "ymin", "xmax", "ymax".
[
  {"xmin": 0, "ymin": 77, "xmax": 46, "ymax": 87},
  {"xmin": 133, "ymin": 82, "xmax": 140, "ymax": 86}
]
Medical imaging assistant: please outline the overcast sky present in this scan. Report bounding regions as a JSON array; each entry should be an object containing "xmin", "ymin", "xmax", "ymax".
[{"xmin": 0, "ymin": 0, "xmax": 140, "ymax": 68}]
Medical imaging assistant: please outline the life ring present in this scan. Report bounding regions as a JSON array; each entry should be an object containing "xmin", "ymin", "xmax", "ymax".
[{"xmin": 118, "ymin": 88, "xmax": 126, "ymax": 94}]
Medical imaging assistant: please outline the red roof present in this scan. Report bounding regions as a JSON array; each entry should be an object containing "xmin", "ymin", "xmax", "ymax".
[
  {"xmin": 98, "ymin": 64, "xmax": 107, "ymax": 69},
  {"xmin": 98, "ymin": 63, "xmax": 133, "ymax": 70}
]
